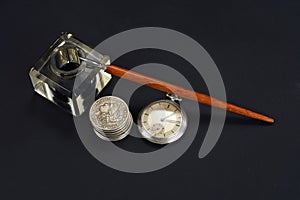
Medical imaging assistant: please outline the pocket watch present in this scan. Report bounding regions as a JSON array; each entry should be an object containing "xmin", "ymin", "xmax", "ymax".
[{"xmin": 137, "ymin": 94, "xmax": 187, "ymax": 144}]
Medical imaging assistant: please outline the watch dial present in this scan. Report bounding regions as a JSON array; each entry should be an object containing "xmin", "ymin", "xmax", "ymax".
[{"xmin": 140, "ymin": 100, "xmax": 183, "ymax": 141}]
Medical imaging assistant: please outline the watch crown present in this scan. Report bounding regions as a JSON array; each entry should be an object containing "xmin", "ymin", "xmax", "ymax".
[{"xmin": 166, "ymin": 93, "xmax": 182, "ymax": 102}]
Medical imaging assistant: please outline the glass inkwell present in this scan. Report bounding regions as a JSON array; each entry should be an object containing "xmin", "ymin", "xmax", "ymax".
[{"xmin": 29, "ymin": 33, "xmax": 111, "ymax": 116}]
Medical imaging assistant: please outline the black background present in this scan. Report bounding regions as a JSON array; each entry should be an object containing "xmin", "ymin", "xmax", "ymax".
[{"xmin": 1, "ymin": 0, "xmax": 299, "ymax": 199}]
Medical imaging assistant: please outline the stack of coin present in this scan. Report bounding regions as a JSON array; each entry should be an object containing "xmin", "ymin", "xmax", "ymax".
[{"xmin": 89, "ymin": 96, "xmax": 133, "ymax": 141}]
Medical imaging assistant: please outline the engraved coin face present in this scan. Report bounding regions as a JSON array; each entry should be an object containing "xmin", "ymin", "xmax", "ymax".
[
  {"xmin": 90, "ymin": 96, "xmax": 129, "ymax": 131},
  {"xmin": 138, "ymin": 100, "xmax": 187, "ymax": 144}
]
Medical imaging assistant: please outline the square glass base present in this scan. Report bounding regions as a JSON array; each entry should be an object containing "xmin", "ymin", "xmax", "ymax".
[{"xmin": 29, "ymin": 33, "xmax": 112, "ymax": 116}]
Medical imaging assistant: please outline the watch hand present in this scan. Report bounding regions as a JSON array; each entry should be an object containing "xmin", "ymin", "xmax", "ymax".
[
  {"xmin": 164, "ymin": 119, "xmax": 178, "ymax": 123},
  {"xmin": 160, "ymin": 113, "xmax": 176, "ymax": 121}
]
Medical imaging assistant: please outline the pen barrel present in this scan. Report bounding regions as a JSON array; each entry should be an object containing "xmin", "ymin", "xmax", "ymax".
[{"xmin": 106, "ymin": 65, "xmax": 274, "ymax": 123}]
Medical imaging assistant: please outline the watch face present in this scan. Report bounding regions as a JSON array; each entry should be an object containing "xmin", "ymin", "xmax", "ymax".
[{"xmin": 138, "ymin": 100, "xmax": 187, "ymax": 144}]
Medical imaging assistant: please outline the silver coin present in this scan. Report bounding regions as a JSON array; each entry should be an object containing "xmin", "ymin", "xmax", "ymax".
[
  {"xmin": 89, "ymin": 96, "xmax": 133, "ymax": 141},
  {"xmin": 90, "ymin": 96, "xmax": 129, "ymax": 131}
]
